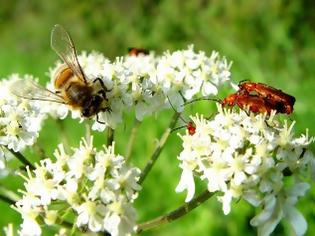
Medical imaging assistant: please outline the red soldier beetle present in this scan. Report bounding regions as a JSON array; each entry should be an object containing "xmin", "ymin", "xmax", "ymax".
[{"xmin": 238, "ymin": 81, "xmax": 295, "ymax": 114}]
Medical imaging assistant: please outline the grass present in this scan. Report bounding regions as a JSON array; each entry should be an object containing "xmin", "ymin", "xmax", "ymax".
[{"xmin": 0, "ymin": 1, "xmax": 315, "ymax": 235}]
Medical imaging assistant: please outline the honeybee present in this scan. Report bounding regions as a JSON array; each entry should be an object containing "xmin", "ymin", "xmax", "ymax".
[{"xmin": 10, "ymin": 24, "xmax": 110, "ymax": 123}]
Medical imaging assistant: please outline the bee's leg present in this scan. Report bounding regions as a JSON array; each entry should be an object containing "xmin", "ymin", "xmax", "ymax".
[
  {"xmin": 93, "ymin": 78, "xmax": 112, "ymax": 100},
  {"xmin": 65, "ymin": 84, "xmax": 73, "ymax": 92},
  {"xmin": 93, "ymin": 78, "xmax": 112, "ymax": 92},
  {"xmin": 96, "ymin": 113, "xmax": 106, "ymax": 124},
  {"xmin": 98, "ymin": 90, "xmax": 107, "ymax": 101},
  {"xmin": 101, "ymin": 107, "xmax": 112, "ymax": 113},
  {"xmin": 96, "ymin": 107, "xmax": 112, "ymax": 124}
]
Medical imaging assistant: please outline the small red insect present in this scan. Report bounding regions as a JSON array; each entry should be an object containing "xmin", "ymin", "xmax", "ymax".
[
  {"xmin": 238, "ymin": 81, "xmax": 295, "ymax": 114},
  {"xmin": 186, "ymin": 121, "xmax": 196, "ymax": 135},
  {"xmin": 171, "ymin": 120, "xmax": 196, "ymax": 135},
  {"xmin": 128, "ymin": 47, "xmax": 149, "ymax": 56}
]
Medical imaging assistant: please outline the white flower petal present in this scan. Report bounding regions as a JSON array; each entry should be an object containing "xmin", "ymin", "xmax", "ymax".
[
  {"xmin": 286, "ymin": 206, "xmax": 307, "ymax": 236},
  {"xmin": 175, "ymin": 168, "xmax": 195, "ymax": 202}
]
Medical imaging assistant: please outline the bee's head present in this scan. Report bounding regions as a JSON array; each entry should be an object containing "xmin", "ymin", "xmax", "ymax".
[{"xmin": 81, "ymin": 95, "xmax": 103, "ymax": 118}]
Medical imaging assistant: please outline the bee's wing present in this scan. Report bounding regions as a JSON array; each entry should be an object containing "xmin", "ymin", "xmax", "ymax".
[
  {"xmin": 10, "ymin": 79, "xmax": 67, "ymax": 104},
  {"xmin": 51, "ymin": 24, "xmax": 87, "ymax": 84}
]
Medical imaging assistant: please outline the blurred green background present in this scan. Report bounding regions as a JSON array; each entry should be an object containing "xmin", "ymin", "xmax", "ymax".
[{"xmin": 1, "ymin": 0, "xmax": 315, "ymax": 235}]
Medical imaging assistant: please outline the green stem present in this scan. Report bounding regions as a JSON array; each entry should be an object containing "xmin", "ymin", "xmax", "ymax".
[
  {"xmin": 0, "ymin": 193, "xmax": 15, "ymax": 205},
  {"xmin": 126, "ymin": 119, "xmax": 141, "ymax": 161},
  {"xmin": 0, "ymin": 186, "xmax": 19, "ymax": 202},
  {"xmin": 136, "ymin": 190, "xmax": 215, "ymax": 233},
  {"xmin": 7, "ymin": 148, "xmax": 35, "ymax": 170},
  {"xmin": 107, "ymin": 127, "xmax": 114, "ymax": 147},
  {"xmin": 34, "ymin": 143, "xmax": 49, "ymax": 159},
  {"xmin": 85, "ymin": 122, "xmax": 92, "ymax": 141},
  {"xmin": 58, "ymin": 219, "xmax": 74, "ymax": 231},
  {"xmin": 56, "ymin": 119, "xmax": 70, "ymax": 152},
  {"xmin": 138, "ymin": 112, "xmax": 180, "ymax": 185}
]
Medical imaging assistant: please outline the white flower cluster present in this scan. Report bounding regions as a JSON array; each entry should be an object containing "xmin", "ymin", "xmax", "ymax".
[
  {"xmin": 0, "ymin": 75, "xmax": 45, "ymax": 161},
  {"xmin": 14, "ymin": 137, "xmax": 141, "ymax": 236},
  {"xmin": 176, "ymin": 105, "xmax": 315, "ymax": 236},
  {"xmin": 48, "ymin": 46, "xmax": 232, "ymax": 131}
]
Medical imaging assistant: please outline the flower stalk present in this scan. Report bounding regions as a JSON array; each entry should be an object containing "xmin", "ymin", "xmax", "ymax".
[
  {"xmin": 138, "ymin": 112, "xmax": 181, "ymax": 185},
  {"xmin": 56, "ymin": 119, "xmax": 70, "ymax": 151},
  {"xmin": 0, "ymin": 193, "xmax": 15, "ymax": 205},
  {"xmin": 107, "ymin": 127, "xmax": 114, "ymax": 147},
  {"xmin": 136, "ymin": 190, "xmax": 215, "ymax": 233},
  {"xmin": 7, "ymin": 148, "xmax": 35, "ymax": 170},
  {"xmin": 126, "ymin": 119, "xmax": 141, "ymax": 161}
]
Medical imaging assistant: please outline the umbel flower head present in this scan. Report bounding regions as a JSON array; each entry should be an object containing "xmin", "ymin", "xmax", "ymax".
[
  {"xmin": 14, "ymin": 137, "xmax": 141, "ymax": 236},
  {"xmin": 48, "ymin": 46, "xmax": 232, "ymax": 131},
  {"xmin": 0, "ymin": 74, "xmax": 46, "ymax": 153},
  {"xmin": 176, "ymin": 105, "xmax": 315, "ymax": 236}
]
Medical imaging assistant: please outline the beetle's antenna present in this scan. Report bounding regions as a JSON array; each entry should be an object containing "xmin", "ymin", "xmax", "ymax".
[
  {"xmin": 238, "ymin": 79, "xmax": 250, "ymax": 85},
  {"xmin": 183, "ymin": 97, "xmax": 222, "ymax": 106},
  {"xmin": 171, "ymin": 124, "xmax": 188, "ymax": 133},
  {"xmin": 167, "ymin": 95, "xmax": 188, "ymax": 123}
]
